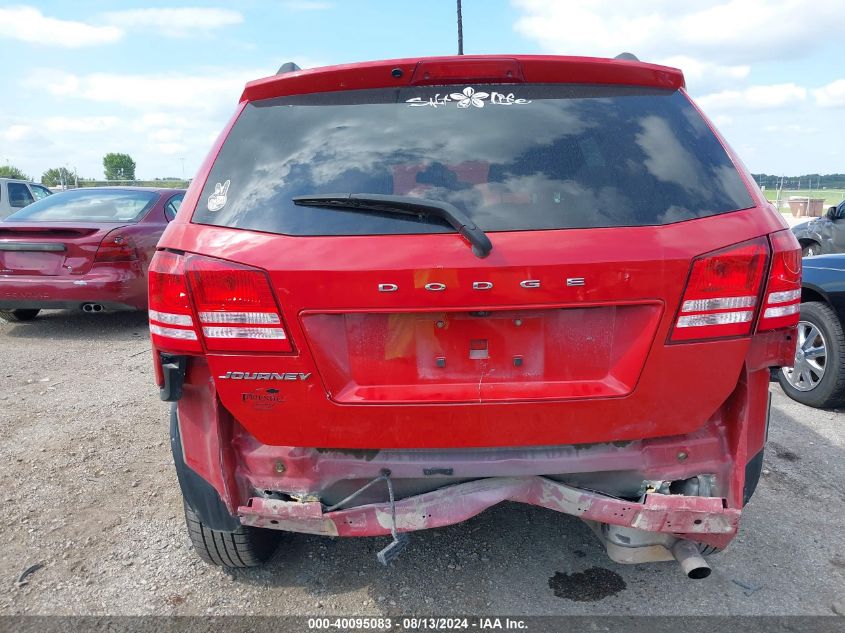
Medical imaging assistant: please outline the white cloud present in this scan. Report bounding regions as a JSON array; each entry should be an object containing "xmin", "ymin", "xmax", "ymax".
[
  {"xmin": 155, "ymin": 142, "xmax": 188, "ymax": 155},
  {"xmin": 697, "ymin": 83, "xmax": 807, "ymax": 111},
  {"xmin": 149, "ymin": 128, "xmax": 183, "ymax": 143},
  {"xmin": 3, "ymin": 125, "xmax": 32, "ymax": 142},
  {"xmin": 512, "ymin": 0, "xmax": 845, "ymax": 94},
  {"xmin": 512, "ymin": 0, "xmax": 845, "ymax": 64},
  {"xmin": 763, "ymin": 123, "xmax": 819, "ymax": 134},
  {"xmin": 102, "ymin": 8, "xmax": 243, "ymax": 38},
  {"xmin": 17, "ymin": 68, "xmax": 261, "ymax": 177},
  {"xmin": 11, "ymin": 62, "xmax": 324, "ymax": 179},
  {"xmin": 656, "ymin": 55, "xmax": 749, "ymax": 92},
  {"xmin": 29, "ymin": 68, "xmax": 266, "ymax": 113},
  {"xmin": 131, "ymin": 113, "xmax": 197, "ymax": 132},
  {"xmin": 0, "ymin": 5, "xmax": 123, "ymax": 47},
  {"xmin": 43, "ymin": 116, "xmax": 120, "ymax": 133},
  {"xmin": 813, "ymin": 79, "xmax": 845, "ymax": 108}
]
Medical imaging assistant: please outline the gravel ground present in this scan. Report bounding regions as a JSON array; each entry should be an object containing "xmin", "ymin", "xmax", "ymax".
[{"xmin": 1, "ymin": 310, "xmax": 843, "ymax": 616}]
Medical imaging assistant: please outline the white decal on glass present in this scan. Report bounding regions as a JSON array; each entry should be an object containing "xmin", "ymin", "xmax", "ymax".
[
  {"xmin": 450, "ymin": 86, "xmax": 489, "ymax": 108},
  {"xmin": 207, "ymin": 180, "xmax": 230, "ymax": 212},
  {"xmin": 406, "ymin": 87, "xmax": 531, "ymax": 109}
]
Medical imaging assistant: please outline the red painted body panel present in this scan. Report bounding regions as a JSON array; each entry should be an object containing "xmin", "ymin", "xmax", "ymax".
[
  {"xmin": 0, "ymin": 262, "xmax": 147, "ymax": 309},
  {"xmin": 155, "ymin": 55, "xmax": 798, "ymax": 550},
  {"xmin": 159, "ymin": 206, "xmax": 789, "ymax": 449},
  {"xmin": 0, "ymin": 189, "xmax": 182, "ymax": 310},
  {"xmin": 240, "ymin": 55, "xmax": 685, "ymax": 103}
]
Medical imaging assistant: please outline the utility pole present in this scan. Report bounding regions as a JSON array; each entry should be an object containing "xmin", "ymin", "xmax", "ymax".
[{"xmin": 457, "ymin": 0, "xmax": 464, "ymax": 55}]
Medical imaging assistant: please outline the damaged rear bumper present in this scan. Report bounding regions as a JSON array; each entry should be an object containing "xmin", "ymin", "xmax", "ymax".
[{"xmin": 238, "ymin": 475, "xmax": 739, "ymax": 550}]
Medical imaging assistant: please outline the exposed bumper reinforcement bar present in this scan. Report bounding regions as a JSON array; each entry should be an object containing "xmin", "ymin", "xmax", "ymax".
[{"xmin": 238, "ymin": 475, "xmax": 739, "ymax": 547}]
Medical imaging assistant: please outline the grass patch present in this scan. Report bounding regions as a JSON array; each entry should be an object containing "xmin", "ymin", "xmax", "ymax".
[{"xmin": 764, "ymin": 189, "xmax": 845, "ymax": 209}]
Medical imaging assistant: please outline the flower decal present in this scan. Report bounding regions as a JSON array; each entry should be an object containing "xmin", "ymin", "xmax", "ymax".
[
  {"xmin": 450, "ymin": 86, "xmax": 490, "ymax": 108},
  {"xmin": 405, "ymin": 88, "xmax": 530, "ymax": 108}
]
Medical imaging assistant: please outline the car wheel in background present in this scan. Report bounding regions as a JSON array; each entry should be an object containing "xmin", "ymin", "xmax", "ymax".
[
  {"xmin": 801, "ymin": 242, "xmax": 821, "ymax": 257},
  {"xmin": 0, "ymin": 309, "xmax": 40, "ymax": 322},
  {"xmin": 777, "ymin": 301, "xmax": 845, "ymax": 408}
]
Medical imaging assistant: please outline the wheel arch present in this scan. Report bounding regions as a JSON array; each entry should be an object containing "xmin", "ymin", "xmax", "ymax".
[
  {"xmin": 170, "ymin": 404, "xmax": 240, "ymax": 531},
  {"xmin": 797, "ymin": 237, "xmax": 822, "ymax": 255},
  {"xmin": 802, "ymin": 284, "xmax": 845, "ymax": 325}
]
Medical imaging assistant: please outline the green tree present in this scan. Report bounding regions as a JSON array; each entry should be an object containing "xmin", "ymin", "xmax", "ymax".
[
  {"xmin": 0, "ymin": 165, "xmax": 30, "ymax": 180},
  {"xmin": 42, "ymin": 167, "xmax": 77, "ymax": 187},
  {"xmin": 103, "ymin": 153, "xmax": 136, "ymax": 181}
]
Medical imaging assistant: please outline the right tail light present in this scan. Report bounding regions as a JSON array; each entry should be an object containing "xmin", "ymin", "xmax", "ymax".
[
  {"xmin": 670, "ymin": 237, "xmax": 768, "ymax": 342},
  {"xmin": 670, "ymin": 231, "xmax": 802, "ymax": 343},
  {"xmin": 757, "ymin": 230, "xmax": 802, "ymax": 331}
]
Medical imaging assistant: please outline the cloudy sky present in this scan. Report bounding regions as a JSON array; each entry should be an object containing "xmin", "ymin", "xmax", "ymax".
[{"xmin": 1, "ymin": 0, "xmax": 843, "ymax": 181}]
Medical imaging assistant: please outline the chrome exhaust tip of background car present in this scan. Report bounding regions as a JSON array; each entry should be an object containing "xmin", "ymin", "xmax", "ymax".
[
  {"xmin": 81, "ymin": 303, "xmax": 104, "ymax": 313},
  {"xmin": 671, "ymin": 539, "xmax": 712, "ymax": 579}
]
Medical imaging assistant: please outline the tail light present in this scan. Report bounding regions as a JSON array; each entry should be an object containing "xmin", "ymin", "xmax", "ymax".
[
  {"xmin": 758, "ymin": 230, "xmax": 802, "ymax": 331},
  {"xmin": 670, "ymin": 238, "xmax": 768, "ymax": 342},
  {"xmin": 147, "ymin": 251, "xmax": 291, "ymax": 353},
  {"xmin": 95, "ymin": 230, "xmax": 139, "ymax": 262},
  {"xmin": 148, "ymin": 251, "xmax": 201, "ymax": 353},
  {"xmin": 186, "ymin": 257, "xmax": 291, "ymax": 352}
]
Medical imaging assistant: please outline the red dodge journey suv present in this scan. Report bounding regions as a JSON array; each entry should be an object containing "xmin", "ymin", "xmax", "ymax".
[{"xmin": 149, "ymin": 55, "xmax": 800, "ymax": 578}]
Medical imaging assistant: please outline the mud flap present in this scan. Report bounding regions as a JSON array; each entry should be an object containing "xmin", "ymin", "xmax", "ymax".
[
  {"xmin": 743, "ymin": 391, "xmax": 770, "ymax": 506},
  {"xmin": 743, "ymin": 448, "xmax": 764, "ymax": 507},
  {"xmin": 170, "ymin": 404, "xmax": 240, "ymax": 531}
]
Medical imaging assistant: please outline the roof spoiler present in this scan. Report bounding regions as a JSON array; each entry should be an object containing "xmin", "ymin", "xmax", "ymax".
[
  {"xmin": 277, "ymin": 62, "xmax": 302, "ymax": 75},
  {"xmin": 242, "ymin": 55, "xmax": 685, "ymax": 103}
]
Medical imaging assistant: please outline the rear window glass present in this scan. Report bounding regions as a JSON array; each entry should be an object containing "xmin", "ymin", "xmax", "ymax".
[
  {"xmin": 193, "ymin": 84, "xmax": 753, "ymax": 235},
  {"xmin": 6, "ymin": 189, "xmax": 158, "ymax": 223}
]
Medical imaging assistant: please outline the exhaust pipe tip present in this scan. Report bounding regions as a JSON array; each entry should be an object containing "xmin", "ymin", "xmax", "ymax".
[
  {"xmin": 671, "ymin": 539, "xmax": 712, "ymax": 580},
  {"xmin": 687, "ymin": 566, "xmax": 712, "ymax": 580},
  {"xmin": 81, "ymin": 303, "xmax": 104, "ymax": 313}
]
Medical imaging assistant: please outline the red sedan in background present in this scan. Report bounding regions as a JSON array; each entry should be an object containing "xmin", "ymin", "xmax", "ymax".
[{"xmin": 0, "ymin": 187, "xmax": 184, "ymax": 321}]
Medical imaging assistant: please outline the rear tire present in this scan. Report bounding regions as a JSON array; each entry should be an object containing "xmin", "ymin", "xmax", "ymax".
[
  {"xmin": 801, "ymin": 242, "xmax": 821, "ymax": 257},
  {"xmin": 184, "ymin": 503, "xmax": 280, "ymax": 568},
  {"xmin": 0, "ymin": 309, "xmax": 40, "ymax": 322},
  {"xmin": 777, "ymin": 301, "xmax": 845, "ymax": 408}
]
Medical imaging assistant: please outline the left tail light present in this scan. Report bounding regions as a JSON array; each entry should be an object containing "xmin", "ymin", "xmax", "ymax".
[
  {"xmin": 148, "ymin": 251, "xmax": 202, "ymax": 353},
  {"xmin": 147, "ymin": 251, "xmax": 292, "ymax": 353},
  {"xmin": 186, "ymin": 256, "xmax": 292, "ymax": 353}
]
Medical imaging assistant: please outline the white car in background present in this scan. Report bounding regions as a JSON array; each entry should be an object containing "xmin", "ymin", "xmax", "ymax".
[{"xmin": 0, "ymin": 178, "xmax": 52, "ymax": 219}]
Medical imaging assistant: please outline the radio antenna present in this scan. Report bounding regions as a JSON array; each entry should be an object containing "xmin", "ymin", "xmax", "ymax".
[{"xmin": 457, "ymin": 0, "xmax": 464, "ymax": 55}]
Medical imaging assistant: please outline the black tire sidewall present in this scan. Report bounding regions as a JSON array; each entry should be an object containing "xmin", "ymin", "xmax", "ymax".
[
  {"xmin": 801, "ymin": 243, "xmax": 820, "ymax": 257},
  {"xmin": 777, "ymin": 302, "xmax": 845, "ymax": 408}
]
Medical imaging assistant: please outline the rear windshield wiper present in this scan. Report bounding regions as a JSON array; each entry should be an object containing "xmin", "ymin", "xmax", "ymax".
[{"xmin": 292, "ymin": 193, "xmax": 492, "ymax": 258}]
